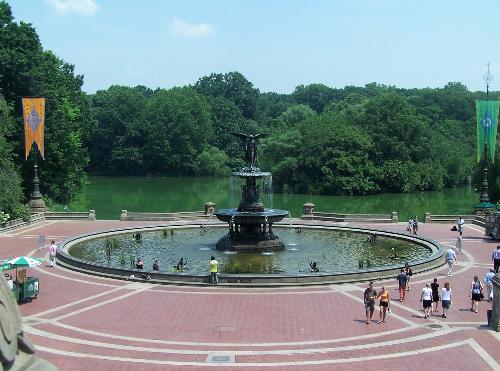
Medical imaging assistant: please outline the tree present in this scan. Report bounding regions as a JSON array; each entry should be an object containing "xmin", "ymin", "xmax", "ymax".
[
  {"xmin": 297, "ymin": 112, "xmax": 378, "ymax": 195},
  {"xmin": 292, "ymin": 84, "xmax": 340, "ymax": 113},
  {"xmin": 144, "ymin": 87, "xmax": 213, "ymax": 175},
  {"xmin": 0, "ymin": 2, "xmax": 91, "ymax": 203},
  {"xmin": 360, "ymin": 93, "xmax": 430, "ymax": 164},
  {"xmin": 0, "ymin": 94, "xmax": 24, "ymax": 217},
  {"xmin": 87, "ymin": 85, "xmax": 150, "ymax": 174},
  {"xmin": 195, "ymin": 146, "xmax": 229, "ymax": 176},
  {"xmin": 195, "ymin": 72, "xmax": 259, "ymax": 119}
]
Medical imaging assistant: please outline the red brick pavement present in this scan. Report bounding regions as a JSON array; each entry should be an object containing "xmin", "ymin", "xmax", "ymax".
[{"xmin": 1, "ymin": 220, "xmax": 499, "ymax": 370}]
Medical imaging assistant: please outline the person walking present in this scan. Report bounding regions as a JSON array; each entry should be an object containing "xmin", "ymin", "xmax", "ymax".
[
  {"xmin": 404, "ymin": 263, "xmax": 413, "ymax": 291},
  {"xmin": 420, "ymin": 283, "xmax": 433, "ymax": 319},
  {"xmin": 397, "ymin": 269, "xmax": 408, "ymax": 302},
  {"xmin": 455, "ymin": 236, "xmax": 463, "ymax": 255},
  {"xmin": 407, "ymin": 217, "xmax": 413, "ymax": 233},
  {"xmin": 430, "ymin": 277, "xmax": 440, "ymax": 313},
  {"xmin": 457, "ymin": 217, "xmax": 465, "ymax": 237},
  {"xmin": 484, "ymin": 269, "xmax": 495, "ymax": 303},
  {"xmin": 210, "ymin": 256, "xmax": 218, "ymax": 284},
  {"xmin": 377, "ymin": 286, "xmax": 390, "ymax": 324},
  {"xmin": 48, "ymin": 240, "xmax": 57, "ymax": 267},
  {"xmin": 412, "ymin": 216, "xmax": 419, "ymax": 235},
  {"xmin": 493, "ymin": 245, "xmax": 500, "ymax": 273},
  {"xmin": 364, "ymin": 281, "xmax": 377, "ymax": 324},
  {"xmin": 470, "ymin": 276, "xmax": 484, "ymax": 313},
  {"xmin": 441, "ymin": 282, "xmax": 452, "ymax": 318},
  {"xmin": 445, "ymin": 247, "xmax": 457, "ymax": 276}
]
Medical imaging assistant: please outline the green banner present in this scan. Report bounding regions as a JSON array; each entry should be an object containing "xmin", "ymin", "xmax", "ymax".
[{"xmin": 476, "ymin": 100, "xmax": 499, "ymax": 162}]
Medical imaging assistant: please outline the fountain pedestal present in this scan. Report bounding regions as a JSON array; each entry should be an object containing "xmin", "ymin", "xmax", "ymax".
[{"xmin": 215, "ymin": 134, "xmax": 288, "ymax": 252}]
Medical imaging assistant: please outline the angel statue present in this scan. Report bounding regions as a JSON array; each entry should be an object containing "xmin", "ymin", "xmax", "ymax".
[{"xmin": 231, "ymin": 133, "xmax": 270, "ymax": 169}]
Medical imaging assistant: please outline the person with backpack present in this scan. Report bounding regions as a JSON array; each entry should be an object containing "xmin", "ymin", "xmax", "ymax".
[{"xmin": 469, "ymin": 275, "xmax": 484, "ymax": 313}]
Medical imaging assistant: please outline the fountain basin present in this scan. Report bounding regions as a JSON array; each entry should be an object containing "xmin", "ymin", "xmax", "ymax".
[
  {"xmin": 215, "ymin": 208, "xmax": 289, "ymax": 251},
  {"xmin": 56, "ymin": 222, "xmax": 445, "ymax": 286}
]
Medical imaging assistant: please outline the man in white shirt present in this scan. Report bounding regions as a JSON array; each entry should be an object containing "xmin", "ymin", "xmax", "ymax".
[
  {"xmin": 493, "ymin": 245, "xmax": 500, "ymax": 273},
  {"xmin": 457, "ymin": 217, "xmax": 465, "ymax": 237},
  {"xmin": 484, "ymin": 268, "xmax": 495, "ymax": 302},
  {"xmin": 445, "ymin": 247, "xmax": 457, "ymax": 276}
]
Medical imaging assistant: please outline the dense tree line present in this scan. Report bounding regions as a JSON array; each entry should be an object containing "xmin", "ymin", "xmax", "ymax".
[
  {"xmin": 0, "ymin": 1, "xmax": 497, "ymax": 219},
  {"xmin": 85, "ymin": 78, "xmax": 482, "ymax": 196}
]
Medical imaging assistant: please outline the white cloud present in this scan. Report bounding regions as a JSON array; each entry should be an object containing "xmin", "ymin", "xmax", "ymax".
[
  {"xmin": 45, "ymin": 0, "xmax": 101, "ymax": 16},
  {"xmin": 169, "ymin": 17, "xmax": 215, "ymax": 38}
]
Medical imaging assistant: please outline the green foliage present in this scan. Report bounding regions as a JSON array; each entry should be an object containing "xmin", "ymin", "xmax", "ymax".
[
  {"xmin": 0, "ymin": 210, "xmax": 9, "ymax": 224},
  {"xmin": 0, "ymin": 3, "xmax": 90, "ymax": 204},
  {"xmin": 292, "ymin": 84, "xmax": 341, "ymax": 113},
  {"xmin": 194, "ymin": 71, "xmax": 260, "ymax": 119},
  {"xmin": 195, "ymin": 146, "xmax": 230, "ymax": 176},
  {"xmin": 0, "ymin": 94, "xmax": 24, "ymax": 217}
]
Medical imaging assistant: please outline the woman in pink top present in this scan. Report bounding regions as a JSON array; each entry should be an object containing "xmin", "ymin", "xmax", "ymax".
[{"xmin": 48, "ymin": 240, "xmax": 57, "ymax": 267}]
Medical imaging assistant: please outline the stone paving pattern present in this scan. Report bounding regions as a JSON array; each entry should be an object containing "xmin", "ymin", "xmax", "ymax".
[{"xmin": 1, "ymin": 219, "xmax": 499, "ymax": 370}]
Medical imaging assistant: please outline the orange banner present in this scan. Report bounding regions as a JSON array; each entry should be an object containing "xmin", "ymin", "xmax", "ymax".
[{"xmin": 22, "ymin": 97, "xmax": 45, "ymax": 160}]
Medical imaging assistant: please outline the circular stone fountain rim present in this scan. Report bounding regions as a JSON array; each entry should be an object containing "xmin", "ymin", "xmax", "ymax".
[{"xmin": 56, "ymin": 222, "xmax": 445, "ymax": 287}]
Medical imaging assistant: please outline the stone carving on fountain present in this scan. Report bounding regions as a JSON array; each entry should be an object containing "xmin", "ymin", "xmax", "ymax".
[
  {"xmin": 215, "ymin": 133, "xmax": 289, "ymax": 252},
  {"xmin": 0, "ymin": 275, "xmax": 57, "ymax": 370}
]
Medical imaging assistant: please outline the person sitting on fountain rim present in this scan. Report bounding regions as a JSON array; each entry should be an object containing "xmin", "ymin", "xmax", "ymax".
[
  {"xmin": 152, "ymin": 259, "xmax": 159, "ymax": 271},
  {"xmin": 136, "ymin": 258, "xmax": 144, "ymax": 269},
  {"xmin": 309, "ymin": 261, "xmax": 319, "ymax": 272}
]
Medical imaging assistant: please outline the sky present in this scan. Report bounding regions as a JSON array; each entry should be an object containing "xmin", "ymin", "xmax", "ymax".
[{"xmin": 6, "ymin": 0, "xmax": 500, "ymax": 94}]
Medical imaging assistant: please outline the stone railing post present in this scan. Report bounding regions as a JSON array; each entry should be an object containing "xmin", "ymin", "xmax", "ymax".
[
  {"xmin": 391, "ymin": 212, "xmax": 398, "ymax": 223},
  {"xmin": 120, "ymin": 210, "xmax": 128, "ymax": 221},
  {"xmin": 88, "ymin": 210, "xmax": 96, "ymax": 221},
  {"xmin": 204, "ymin": 202, "xmax": 216, "ymax": 216},
  {"xmin": 490, "ymin": 275, "xmax": 500, "ymax": 331},
  {"xmin": 424, "ymin": 212, "xmax": 431, "ymax": 223},
  {"xmin": 302, "ymin": 203, "xmax": 315, "ymax": 217}
]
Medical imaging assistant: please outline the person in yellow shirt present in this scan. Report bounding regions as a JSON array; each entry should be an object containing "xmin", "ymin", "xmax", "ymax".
[
  {"xmin": 210, "ymin": 256, "xmax": 218, "ymax": 284},
  {"xmin": 377, "ymin": 286, "xmax": 390, "ymax": 323}
]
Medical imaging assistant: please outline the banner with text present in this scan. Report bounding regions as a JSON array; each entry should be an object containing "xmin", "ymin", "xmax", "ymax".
[
  {"xmin": 476, "ymin": 100, "xmax": 499, "ymax": 162},
  {"xmin": 22, "ymin": 97, "xmax": 45, "ymax": 160}
]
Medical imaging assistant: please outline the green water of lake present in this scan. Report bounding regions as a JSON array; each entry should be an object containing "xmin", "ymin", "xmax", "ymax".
[{"xmin": 70, "ymin": 176, "xmax": 480, "ymax": 221}]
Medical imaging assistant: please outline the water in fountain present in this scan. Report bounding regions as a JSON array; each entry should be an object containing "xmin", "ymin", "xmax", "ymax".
[{"xmin": 286, "ymin": 213, "xmax": 299, "ymax": 250}]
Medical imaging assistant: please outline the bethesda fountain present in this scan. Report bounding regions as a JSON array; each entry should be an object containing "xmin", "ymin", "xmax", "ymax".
[{"xmin": 215, "ymin": 133, "xmax": 289, "ymax": 252}]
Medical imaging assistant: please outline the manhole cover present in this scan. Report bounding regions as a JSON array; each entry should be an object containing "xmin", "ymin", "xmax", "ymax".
[
  {"xmin": 214, "ymin": 326, "xmax": 238, "ymax": 333},
  {"xmin": 206, "ymin": 354, "xmax": 235, "ymax": 363},
  {"xmin": 427, "ymin": 323, "xmax": 443, "ymax": 329}
]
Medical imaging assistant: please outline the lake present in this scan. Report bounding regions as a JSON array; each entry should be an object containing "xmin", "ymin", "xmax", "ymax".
[{"xmin": 69, "ymin": 176, "xmax": 480, "ymax": 221}]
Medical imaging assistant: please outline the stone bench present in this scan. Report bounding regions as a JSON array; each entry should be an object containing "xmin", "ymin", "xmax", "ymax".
[
  {"xmin": 44, "ymin": 211, "xmax": 96, "ymax": 221},
  {"xmin": 301, "ymin": 211, "xmax": 397, "ymax": 223},
  {"xmin": 423, "ymin": 213, "xmax": 475, "ymax": 224}
]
